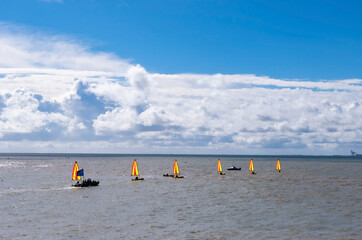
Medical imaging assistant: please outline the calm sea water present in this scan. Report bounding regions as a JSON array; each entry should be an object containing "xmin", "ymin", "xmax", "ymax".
[{"xmin": 0, "ymin": 154, "xmax": 361, "ymax": 240}]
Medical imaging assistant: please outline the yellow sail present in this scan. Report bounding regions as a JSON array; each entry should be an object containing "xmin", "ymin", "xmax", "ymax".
[
  {"xmin": 173, "ymin": 160, "xmax": 180, "ymax": 174},
  {"xmin": 131, "ymin": 159, "xmax": 139, "ymax": 176},
  {"xmin": 217, "ymin": 159, "xmax": 223, "ymax": 172},
  {"xmin": 276, "ymin": 159, "xmax": 281, "ymax": 171},
  {"xmin": 249, "ymin": 159, "xmax": 254, "ymax": 172},
  {"xmin": 72, "ymin": 161, "xmax": 81, "ymax": 180}
]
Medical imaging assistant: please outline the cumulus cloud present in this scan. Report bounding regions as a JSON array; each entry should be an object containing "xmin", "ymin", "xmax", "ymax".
[
  {"xmin": 0, "ymin": 88, "xmax": 70, "ymax": 138},
  {"xmin": 0, "ymin": 22, "xmax": 361, "ymax": 154}
]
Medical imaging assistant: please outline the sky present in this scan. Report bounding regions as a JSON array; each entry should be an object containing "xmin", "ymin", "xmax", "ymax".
[{"xmin": 0, "ymin": 0, "xmax": 361, "ymax": 154}]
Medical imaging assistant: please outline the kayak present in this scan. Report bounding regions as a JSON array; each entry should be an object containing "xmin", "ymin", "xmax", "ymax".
[{"xmin": 163, "ymin": 173, "xmax": 174, "ymax": 177}]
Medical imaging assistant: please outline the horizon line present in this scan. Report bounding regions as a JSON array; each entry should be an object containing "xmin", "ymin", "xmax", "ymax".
[{"xmin": 0, "ymin": 152, "xmax": 353, "ymax": 158}]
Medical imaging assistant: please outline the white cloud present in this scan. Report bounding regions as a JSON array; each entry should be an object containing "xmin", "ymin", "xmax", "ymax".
[
  {"xmin": 0, "ymin": 22, "xmax": 361, "ymax": 154},
  {"xmin": 0, "ymin": 89, "xmax": 70, "ymax": 135},
  {"xmin": 93, "ymin": 107, "xmax": 138, "ymax": 134}
]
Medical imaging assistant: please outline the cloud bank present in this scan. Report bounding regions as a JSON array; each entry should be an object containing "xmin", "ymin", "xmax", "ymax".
[{"xmin": 0, "ymin": 23, "xmax": 361, "ymax": 154}]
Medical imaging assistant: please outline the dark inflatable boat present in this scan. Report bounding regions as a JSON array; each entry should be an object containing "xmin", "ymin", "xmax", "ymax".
[
  {"xmin": 227, "ymin": 166, "xmax": 241, "ymax": 171},
  {"xmin": 72, "ymin": 178, "xmax": 100, "ymax": 187}
]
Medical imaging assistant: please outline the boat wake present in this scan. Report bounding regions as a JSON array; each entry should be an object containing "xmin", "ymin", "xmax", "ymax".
[{"xmin": 3, "ymin": 186, "xmax": 75, "ymax": 194}]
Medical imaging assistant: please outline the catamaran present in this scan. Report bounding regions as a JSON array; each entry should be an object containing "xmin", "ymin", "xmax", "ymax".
[
  {"xmin": 71, "ymin": 161, "xmax": 99, "ymax": 187},
  {"xmin": 173, "ymin": 160, "xmax": 184, "ymax": 178},
  {"xmin": 217, "ymin": 159, "xmax": 225, "ymax": 175},
  {"xmin": 131, "ymin": 159, "xmax": 144, "ymax": 181},
  {"xmin": 249, "ymin": 159, "xmax": 256, "ymax": 175},
  {"xmin": 276, "ymin": 159, "xmax": 282, "ymax": 172}
]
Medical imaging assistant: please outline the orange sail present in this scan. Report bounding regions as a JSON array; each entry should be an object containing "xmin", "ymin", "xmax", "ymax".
[
  {"xmin": 72, "ymin": 161, "xmax": 81, "ymax": 180},
  {"xmin": 217, "ymin": 159, "xmax": 223, "ymax": 172},
  {"xmin": 276, "ymin": 159, "xmax": 281, "ymax": 171},
  {"xmin": 131, "ymin": 159, "xmax": 139, "ymax": 176},
  {"xmin": 173, "ymin": 160, "xmax": 180, "ymax": 175},
  {"xmin": 249, "ymin": 159, "xmax": 254, "ymax": 172}
]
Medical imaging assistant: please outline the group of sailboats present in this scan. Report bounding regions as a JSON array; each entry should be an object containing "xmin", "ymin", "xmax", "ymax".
[
  {"xmin": 132, "ymin": 159, "xmax": 185, "ymax": 180},
  {"xmin": 217, "ymin": 158, "xmax": 282, "ymax": 176},
  {"xmin": 71, "ymin": 158, "xmax": 282, "ymax": 186}
]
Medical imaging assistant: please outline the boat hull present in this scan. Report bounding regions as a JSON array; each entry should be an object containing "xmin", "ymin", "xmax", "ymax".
[
  {"xmin": 227, "ymin": 167, "xmax": 241, "ymax": 171},
  {"xmin": 132, "ymin": 177, "xmax": 144, "ymax": 181}
]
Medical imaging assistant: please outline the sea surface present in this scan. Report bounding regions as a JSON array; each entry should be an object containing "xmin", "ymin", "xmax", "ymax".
[{"xmin": 0, "ymin": 154, "xmax": 361, "ymax": 240}]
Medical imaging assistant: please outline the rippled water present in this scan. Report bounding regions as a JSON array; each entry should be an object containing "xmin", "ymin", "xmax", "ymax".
[{"xmin": 0, "ymin": 155, "xmax": 361, "ymax": 239}]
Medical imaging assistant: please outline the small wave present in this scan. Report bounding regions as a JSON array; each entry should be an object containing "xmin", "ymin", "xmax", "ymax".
[
  {"xmin": 0, "ymin": 161, "xmax": 26, "ymax": 168},
  {"xmin": 33, "ymin": 164, "xmax": 50, "ymax": 168}
]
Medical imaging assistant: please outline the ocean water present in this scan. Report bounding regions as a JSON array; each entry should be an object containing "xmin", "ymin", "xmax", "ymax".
[{"xmin": 0, "ymin": 154, "xmax": 361, "ymax": 240}]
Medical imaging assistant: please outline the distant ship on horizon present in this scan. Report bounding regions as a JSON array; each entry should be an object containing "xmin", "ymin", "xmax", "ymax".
[{"xmin": 351, "ymin": 150, "xmax": 362, "ymax": 157}]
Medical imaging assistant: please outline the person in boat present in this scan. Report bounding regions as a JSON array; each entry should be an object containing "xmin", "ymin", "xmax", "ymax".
[
  {"xmin": 251, "ymin": 171, "xmax": 256, "ymax": 175},
  {"xmin": 135, "ymin": 176, "xmax": 139, "ymax": 180},
  {"xmin": 73, "ymin": 181, "xmax": 81, "ymax": 187}
]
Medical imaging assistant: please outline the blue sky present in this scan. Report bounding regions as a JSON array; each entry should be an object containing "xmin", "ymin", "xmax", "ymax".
[
  {"xmin": 1, "ymin": 0, "xmax": 361, "ymax": 79},
  {"xmin": 0, "ymin": 0, "xmax": 361, "ymax": 154}
]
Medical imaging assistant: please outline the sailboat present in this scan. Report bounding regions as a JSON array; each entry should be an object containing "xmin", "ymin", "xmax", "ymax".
[
  {"xmin": 173, "ymin": 160, "xmax": 184, "ymax": 178},
  {"xmin": 71, "ymin": 161, "xmax": 99, "ymax": 187},
  {"xmin": 217, "ymin": 159, "xmax": 225, "ymax": 175},
  {"xmin": 131, "ymin": 159, "xmax": 144, "ymax": 181},
  {"xmin": 249, "ymin": 158, "xmax": 256, "ymax": 175},
  {"xmin": 276, "ymin": 159, "xmax": 282, "ymax": 172},
  {"xmin": 72, "ymin": 161, "xmax": 81, "ymax": 181}
]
